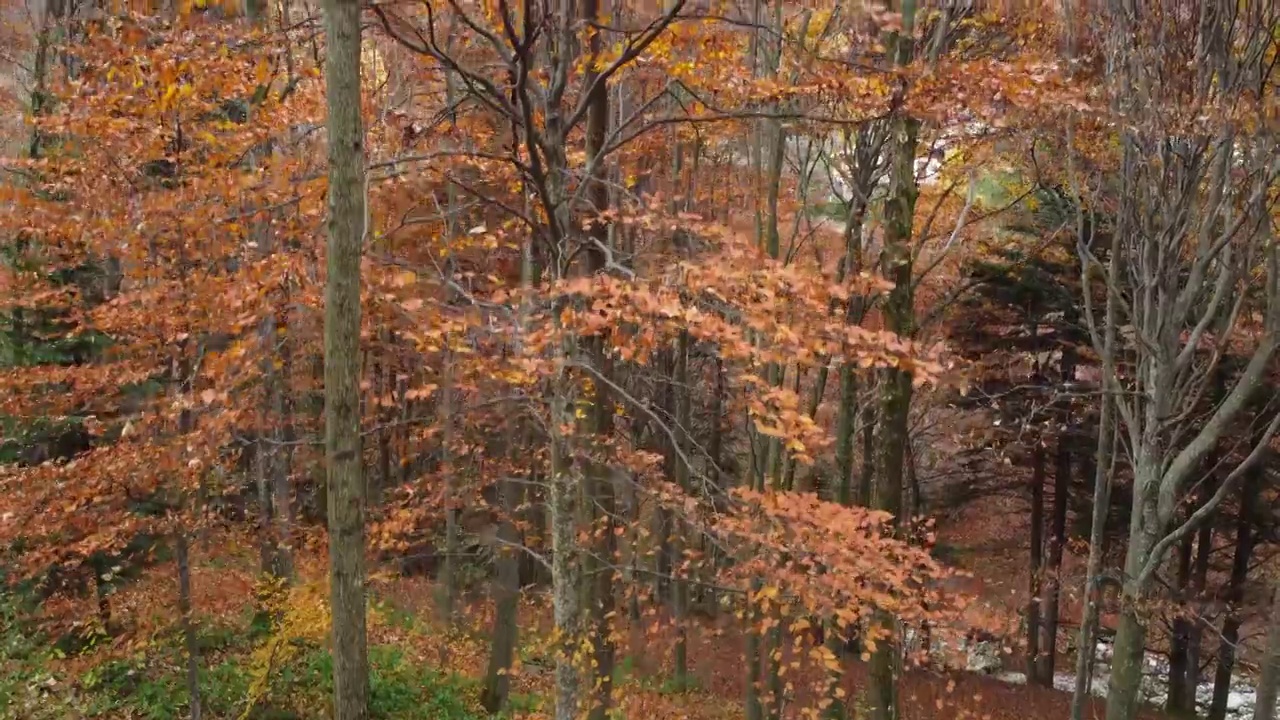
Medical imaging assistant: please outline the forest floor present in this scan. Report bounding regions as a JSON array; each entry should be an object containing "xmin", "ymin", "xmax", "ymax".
[{"xmin": 0, "ymin": 507, "xmax": 1169, "ymax": 720}]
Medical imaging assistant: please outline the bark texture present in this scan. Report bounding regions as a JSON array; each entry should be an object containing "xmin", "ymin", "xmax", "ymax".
[{"xmin": 322, "ymin": 0, "xmax": 369, "ymax": 713}]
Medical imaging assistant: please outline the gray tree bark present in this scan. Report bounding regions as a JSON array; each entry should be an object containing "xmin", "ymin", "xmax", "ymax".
[
  {"xmin": 1254, "ymin": 577, "xmax": 1280, "ymax": 720},
  {"xmin": 1092, "ymin": 7, "xmax": 1280, "ymax": 718},
  {"xmin": 321, "ymin": 0, "xmax": 369, "ymax": 713}
]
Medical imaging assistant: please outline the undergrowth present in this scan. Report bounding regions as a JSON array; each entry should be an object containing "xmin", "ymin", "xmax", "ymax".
[{"xmin": 0, "ymin": 588, "xmax": 481, "ymax": 720}]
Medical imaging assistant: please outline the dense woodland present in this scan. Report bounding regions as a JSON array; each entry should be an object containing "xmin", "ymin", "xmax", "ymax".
[{"xmin": 0, "ymin": 1, "xmax": 1278, "ymax": 719}]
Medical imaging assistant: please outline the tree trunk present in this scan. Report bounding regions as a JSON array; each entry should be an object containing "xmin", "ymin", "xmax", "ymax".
[
  {"xmin": 486, "ymin": 226, "xmax": 540, "ymax": 713},
  {"xmin": 823, "ymin": 620, "xmax": 847, "ymax": 719},
  {"xmin": 746, "ymin": 577, "xmax": 764, "ymax": 720},
  {"xmin": 1253, "ymin": 578, "xmax": 1280, "ymax": 720},
  {"xmin": 1168, "ymin": 529, "xmax": 1196, "ymax": 717},
  {"xmin": 709, "ymin": 356, "xmax": 725, "ymax": 508},
  {"xmin": 820, "ymin": 127, "xmax": 874, "ymax": 505},
  {"xmin": 438, "ymin": 348, "xmax": 458, "ymax": 623},
  {"xmin": 868, "ymin": 4, "xmax": 919, "ymax": 717},
  {"xmin": 275, "ymin": 305, "xmax": 296, "ymax": 572},
  {"xmin": 321, "ymin": 0, "xmax": 370, "ymax": 712},
  {"xmin": 1037, "ymin": 335, "xmax": 1075, "ymax": 685},
  {"xmin": 28, "ymin": 0, "xmax": 55, "ymax": 160},
  {"xmin": 1037, "ymin": 424, "xmax": 1071, "ymax": 685},
  {"xmin": 1105, "ymin": 440, "xmax": 1161, "ymax": 720},
  {"xmin": 767, "ymin": 603, "xmax": 784, "ymax": 720},
  {"xmin": 859, "ymin": 379, "xmax": 876, "ymax": 507},
  {"xmin": 481, "ymin": 473, "xmax": 522, "ymax": 714},
  {"xmin": 781, "ymin": 367, "xmax": 803, "ymax": 491},
  {"xmin": 672, "ymin": 331, "xmax": 691, "ymax": 688},
  {"xmin": 1209, "ymin": 471, "xmax": 1260, "ymax": 720},
  {"xmin": 550, "ymin": 384, "xmax": 581, "ymax": 720},
  {"xmin": 260, "ymin": 310, "xmax": 293, "ymax": 583},
  {"xmin": 655, "ymin": 348, "xmax": 674, "ymax": 599},
  {"xmin": 176, "ymin": 528, "xmax": 202, "ymax": 720},
  {"xmin": 1028, "ymin": 438, "xmax": 1045, "ymax": 680},
  {"xmin": 1106, "ymin": 597, "xmax": 1150, "ymax": 720},
  {"xmin": 1187, "ymin": 511, "xmax": 1214, "ymax": 695},
  {"xmin": 587, "ymin": 458, "xmax": 617, "ymax": 720},
  {"xmin": 1169, "ymin": 462, "xmax": 1215, "ymax": 718},
  {"xmin": 579, "ymin": 6, "xmax": 618, "ymax": 708},
  {"xmin": 375, "ymin": 345, "xmax": 391, "ymax": 505},
  {"xmin": 834, "ymin": 364, "xmax": 857, "ymax": 505},
  {"xmin": 255, "ymin": 426, "xmax": 276, "ymax": 579}
]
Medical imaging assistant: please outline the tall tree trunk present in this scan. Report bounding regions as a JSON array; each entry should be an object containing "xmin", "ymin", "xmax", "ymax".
[
  {"xmin": 869, "ymin": 4, "xmax": 919, "ymax": 716},
  {"xmin": 767, "ymin": 601, "xmax": 784, "ymax": 720},
  {"xmin": 1169, "ymin": 460, "xmax": 1215, "ymax": 718},
  {"xmin": 588, "ymin": 455, "xmax": 618, "ymax": 720},
  {"xmin": 581, "ymin": 5, "xmax": 617, "ymax": 709},
  {"xmin": 859, "ymin": 380, "xmax": 876, "ymax": 506},
  {"xmin": 260, "ymin": 310, "xmax": 293, "ymax": 583},
  {"xmin": 765, "ymin": 364, "xmax": 786, "ymax": 489},
  {"xmin": 1187, "ymin": 510, "xmax": 1214, "ymax": 696},
  {"xmin": 322, "ymin": 0, "xmax": 369, "ymax": 712},
  {"xmin": 709, "ymin": 356, "xmax": 724, "ymax": 492},
  {"xmin": 813, "ymin": 127, "xmax": 875, "ymax": 503},
  {"xmin": 1209, "ymin": 470, "xmax": 1260, "ymax": 720},
  {"xmin": 485, "ymin": 227, "xmax": 540, "ymax": 713},
  {"xmin": 375, "ymin": 343, "xmax": 391, "ymax": 505},
  {"xmin": 759, "ymin": 0, "xmax": 786, "ymax": 491},
  {"xmin": 1037, "ymin": 426, "xmax": 1070, "ymax": 685},
  {"xmin": 255, "ymin": 424, "xmax": 276, "ymax": 580},
  {"xmin": 549, "ymin": 388, "xmax": 581, "ymax": 720},
  {"xmin": 173, "ymin": 355, "xmax": 201, "ymax": 720},
  {"xmin": 275, "ymin": 301, "xmax": 296, "ymax": 572},
  {"xmin": 782, "ymin": 367, "xmax": 803, "ymax": 491},
  {"xmin": 1185, "ymin": 373, "xmax": 1227, "ymax": 708},
  {"xmin": 1253, "ymin": 577, "xmax": 1280, "ymax": 720},
  {"xmin": 28, "ymin": 0, "xmax": 59, "ymax": 160},
  {"xmin": 481, "ymin": 472, "xmax": 522, "ymax": 713},
  {"xmin": 1105, "ymin": 518, "xmax": 1157, "ymax": 720},
  {"xmin": 438, "ymin": 348, "xmax": 458, "ymax": 623},
  {"xmin": 1038, "ymin": 337, "xmax": 1075, "ymax": 685},
  {"xmin": 746, "ymin": 577, "xmax": 764, "ymax": 720},
  {"xmin": 672, "ymin": 331, "xmax": 692, "ymax": 688},
  {"xmin": 834, "ymin": 364, "xmax": 857, "ymax": 505},
  {"xmin": 176, "ymin": 528, "xmax": 202, "ymax": 720},
  {"xmin": 1168, "ymin": 527, "xmax": 1197, "ymax": 717},
  {"xmin": 1028, "ymin": 437, "xmax": 1045, "ymax": 680},
  {"xmin": 655, "ymin": 348, "xmax": 674, "ymax": 598}
]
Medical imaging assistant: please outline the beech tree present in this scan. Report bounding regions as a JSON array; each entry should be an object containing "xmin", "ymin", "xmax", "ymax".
[
  {"xmin": 322, "ymin": 0, "xmax": 370, "ymax": 712},
  {"xmin": 1060, "ymin": 3, "xmax": 1280, "ymax": 719}
]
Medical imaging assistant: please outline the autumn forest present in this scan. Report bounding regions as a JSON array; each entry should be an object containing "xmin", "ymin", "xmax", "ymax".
[{"xmin": 0, "ymin": 1, "xmax": 1277, "ymax": 719}]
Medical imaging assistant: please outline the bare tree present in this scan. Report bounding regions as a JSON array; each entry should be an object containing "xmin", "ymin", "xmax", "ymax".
[{"xmin": 1073, "ymin": 4, "xmax": 1280, "ymax": 719}]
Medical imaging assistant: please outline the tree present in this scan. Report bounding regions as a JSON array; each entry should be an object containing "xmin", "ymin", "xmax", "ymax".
[
  {"xmin": 1064, "ymin": 5, "xmax": 1280, "ymax": 719},
  {"xmin": 1255, "ymin": 571, "xmax": 1280, "ymax": 720},
  {"xmin": 322, "ymin": 0, "xmax": 370, "ymax": 713}
]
